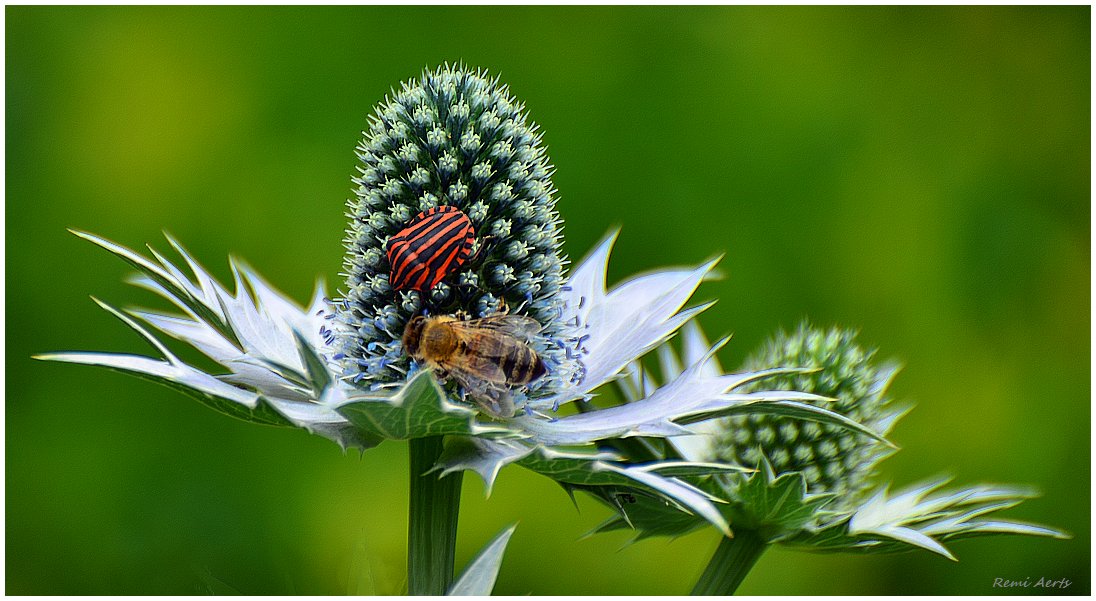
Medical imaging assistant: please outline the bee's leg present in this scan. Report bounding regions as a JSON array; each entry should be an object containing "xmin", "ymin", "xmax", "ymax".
[
  {"xmin": 491, "ymin": 295, "xmax": 531, "ymax": 316},
  {"xmin": 475, "ymin": 386, "xmax": 515, "ymax": 419},
  {"xmin": 492, "ymin": 390, "xmax": 516, "ymax": 419}
]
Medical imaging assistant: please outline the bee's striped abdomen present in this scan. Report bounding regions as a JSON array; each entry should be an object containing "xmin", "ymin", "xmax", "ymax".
[
  {"xmin": 500, "ymin": 345, "xmax": 547, "ymax": 385},
  {"xmin": 386, "ymin": 206, "xmax": 475, "ymax": 292}
]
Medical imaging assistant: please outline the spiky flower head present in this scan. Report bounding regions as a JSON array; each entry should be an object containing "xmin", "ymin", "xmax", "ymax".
[
  {"xmin": 714, "ymin": 324, "xmax": 903, "ymax": 508},
  {"xmin": 335, "ymin": 64, "xmax": 569, "ymax": 399},
  {"xmin": 582, "ymin": 321, "xmax": 1065, "ymax": 560}
]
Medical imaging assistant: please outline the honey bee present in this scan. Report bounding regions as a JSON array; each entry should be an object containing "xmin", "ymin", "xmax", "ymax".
[{"xmin": 401, "ymin": 313, "xmax": 547, "ymax": 417}]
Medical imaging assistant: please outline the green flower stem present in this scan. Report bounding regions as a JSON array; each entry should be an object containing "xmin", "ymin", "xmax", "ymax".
[
  {"xmin": 691, "ymin": 529, "xmax": 768, "ymax": 595},
  {"xmin": 408, "ymin": 435, "xmax": 464, "ymax": 596}
]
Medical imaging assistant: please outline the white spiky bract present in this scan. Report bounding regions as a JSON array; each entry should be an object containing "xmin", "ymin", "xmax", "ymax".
[
  {"xmin": 39, "ymin": 230, "xmax": 865, "ymax": 536},
  {"xmin": 584, "ymin": 321, "xmax": 1068, "ymax": 558},
  {"xmin": 43, "ymin": 231, "xmax": 1063, "ymax": 556},
  {"xmin": 841, "ymin": 478, "xmax": 1065, "ymax": 560}
]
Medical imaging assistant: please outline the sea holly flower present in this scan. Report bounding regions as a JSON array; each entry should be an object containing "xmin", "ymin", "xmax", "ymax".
[
  {"xmin": 36, "ymin": 65, "xmax": 883, "ymax": 595},
  {"xmin": 581, "ymin": 322, "xmax": 1067, "ymax": 594},
  {"xmin": 36, "ymin": 229, "xmax": 883, "ymax": 532},
  {"xmin": 335, "ymin": 65, "xmax": 573, "ymax": 401}
]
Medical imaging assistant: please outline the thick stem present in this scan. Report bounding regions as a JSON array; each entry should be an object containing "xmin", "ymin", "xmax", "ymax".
[
  {"xmin": 690, "ymin": 529, "xmax": 768, "ymax": 595},
  {"xmin": 407, "ymin": 436, "xmax": 464, "ymax": 596}
]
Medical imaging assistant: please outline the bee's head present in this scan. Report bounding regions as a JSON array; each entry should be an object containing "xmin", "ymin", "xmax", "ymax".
[{"xmin": 402, "ymin": 315, "xmax": 427, "ymax": 358}]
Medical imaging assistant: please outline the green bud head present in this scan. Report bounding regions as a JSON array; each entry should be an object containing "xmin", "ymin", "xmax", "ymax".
[{"xmin": 715, "ymin": 324, "xmax": 900, "ymax": 506}]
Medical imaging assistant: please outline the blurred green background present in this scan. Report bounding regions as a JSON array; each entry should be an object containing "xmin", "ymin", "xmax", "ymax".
[{"xmin": 7, "ymin": 6, "xmax": 1089, "ymax": 595}]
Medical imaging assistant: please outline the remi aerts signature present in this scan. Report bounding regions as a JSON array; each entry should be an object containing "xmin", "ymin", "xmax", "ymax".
[{"xmin": 993, "ymin": 577, "xmax": 1072, "ymax": 590}]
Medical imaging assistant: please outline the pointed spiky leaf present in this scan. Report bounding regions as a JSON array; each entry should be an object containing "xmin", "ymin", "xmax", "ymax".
[
  {"xmin": 585, "ymin": 488, "xmax": 711, "ymax": 541},
  {"xmin": 71, "ymin": 230, "xmax": 241, "ymax": 349},
  {"xmin": 336, "ymin": 370, "xmax": 513, "ymax": 440},
  {"xmin": 728, "ymin": 466, "xmax": 837, "ymax": 540},
  {"xmin": 447, "ymin": 524, "xmax": 517, "ymax": 596},
  {"xmin": 38, "ymin": 351, "xmax": 295, "ymax": 428},
  {"xmin": 784, "ymin": 479, "xmax": 1069, "ymax": 559}
]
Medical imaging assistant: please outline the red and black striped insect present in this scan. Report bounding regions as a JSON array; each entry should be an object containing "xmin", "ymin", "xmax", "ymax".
[{"xmin": 386, "ymin": 205, "xmax": 476, "ymax": 292}]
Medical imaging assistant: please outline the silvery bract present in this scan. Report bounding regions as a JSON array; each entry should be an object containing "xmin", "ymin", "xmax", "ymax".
[
  {"xmin": 37, "ymin": 65, "xmax": 882, "ymax": 536},
  {"xmin": 587, "ymin": 323, "xmax": 1066, "ymax": 559}
]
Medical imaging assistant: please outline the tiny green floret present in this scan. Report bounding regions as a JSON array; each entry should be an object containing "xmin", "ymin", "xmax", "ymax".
[{"xmin": 715, "ymin": 323, "xmax": 904, "ymax": 508}]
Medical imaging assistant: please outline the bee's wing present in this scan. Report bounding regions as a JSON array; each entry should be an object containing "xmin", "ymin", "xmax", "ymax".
[
  {"xmin": 444, "ymin": 352, "xmax": 508, "ymax": 382},
  {"xmin": 457, "ymin": 315, "xmax": 543, "ymax": 342},
  {"xmin": 445, "ymin": 365, "xmax": 515, "ymax": 418}
]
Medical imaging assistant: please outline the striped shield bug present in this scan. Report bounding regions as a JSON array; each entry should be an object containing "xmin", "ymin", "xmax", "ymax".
[{"xmin": 386, "ymin": 205, "xmax": 476, "ymax": 292}]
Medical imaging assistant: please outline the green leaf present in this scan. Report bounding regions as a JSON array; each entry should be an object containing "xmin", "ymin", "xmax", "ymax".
[
  {"xmin": 36, "ymin": 296, "xmax": 296, "ymax": 429},
  {"xmin": 586, "ymin": 489, "xmax": 709, "ymax": 541},
  {"xmin": 293, "ymin": 329, "xmax": 331, "ymax": 395},
  {"xmin": 447, "ymin": 524, "xmax": 517, "ymax": 596},
  {"xmin": 728, "ymin": 462, "xmax": 837, "ymax": 540},
  {"xmin": 438, "ymin": 437, "xmax": 733, "ymax": 535},
  {"xmin": 336, "ymin": 370, "xmax": 513, "ymax": 440},
  {"xmin": 513, "ymin": 446, "xmax": 732, "ymax": 536},
  {"xmin": 644, "ymin": 461, "xmax": 754, "ymax": 478},
  {"xmin": 585, "ymin": 460, "xmax": 838, "ymax": 543}
]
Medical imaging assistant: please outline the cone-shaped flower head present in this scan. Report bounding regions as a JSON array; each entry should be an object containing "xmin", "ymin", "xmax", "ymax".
[
  {"xmin": 713, "ymin": 324, "xmax": 902, "ymax": 508},
  {"xmin": 335, "ymin": 64, "xmax": 570, "ymax": 401}
]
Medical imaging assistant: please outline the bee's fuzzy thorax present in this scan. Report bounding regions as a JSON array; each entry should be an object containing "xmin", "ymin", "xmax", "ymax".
[{"xmin": 401, "ymin": 315, "xmax": 425, "ymax": 358}]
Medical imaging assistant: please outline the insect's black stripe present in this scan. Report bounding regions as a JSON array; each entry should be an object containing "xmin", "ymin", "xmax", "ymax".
[
  {"xmin": 401, "ymin": 206, "xmax": 458, "ymax": 236},
  {"xmin": 407, "ymin": 205, "xmax": 449, "ymax": 227},
  {"xmin": 406, "ymin": 220, "xmax": 470, "ymax": 275},
  {"xmin": 422, "ymin": 233, "xmax": 469, "ymax": 282},
  {"xmin": 389, "ymin": 245, "xmax": 419, "ymax": 285},
  {"xmin": 392, "ymin": 211, "xmax": 461, "ymax": 252},
  {"xmin": 410, "ymin": 216, "xmax": 467, "ymax": 255},
  {"xmin": 399, "ymin": 227, "xmax": 465, "ymax": 288},
  {"xmin": 389, "ymin": 212, "xmax": 467, "ymax": 285},
  {"xmin": 388, "ymin": 207, "xmax": 475, "ymax": 290},
  {"xmin": 399, "ymin": 210, "xmax": 465, "ymax": 245},
  {"xmin": 407, "ymin": 237, "xmax": 464, "ymax": 289},
  {"xmin": 389, "ymin": 236, "xmax": 429, "ymax": 285},
  {"xmin": 402, "ymin": 225, "xmax": 466, "ymax": 281},
  {"xmin": 530, "ymin": 355, "xmax": 546, "ymax": 381},
  {"xmin": 509, "ymin": 353, "xmax": 528, "ymax": 382},
  {"xmin": 516, "ymin": 348, "xmax": 539, "ymax": 383},
  {"xmin": 423, "ymin": 228, "xmax": 472, "ymax": 280},
  {"xmin": 390, "ymin": 227, "xmax": 438, "ymax": 267},
  {"xmin": 499, "ymin": 348, "xmax": 520, "ymax": 381}
]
